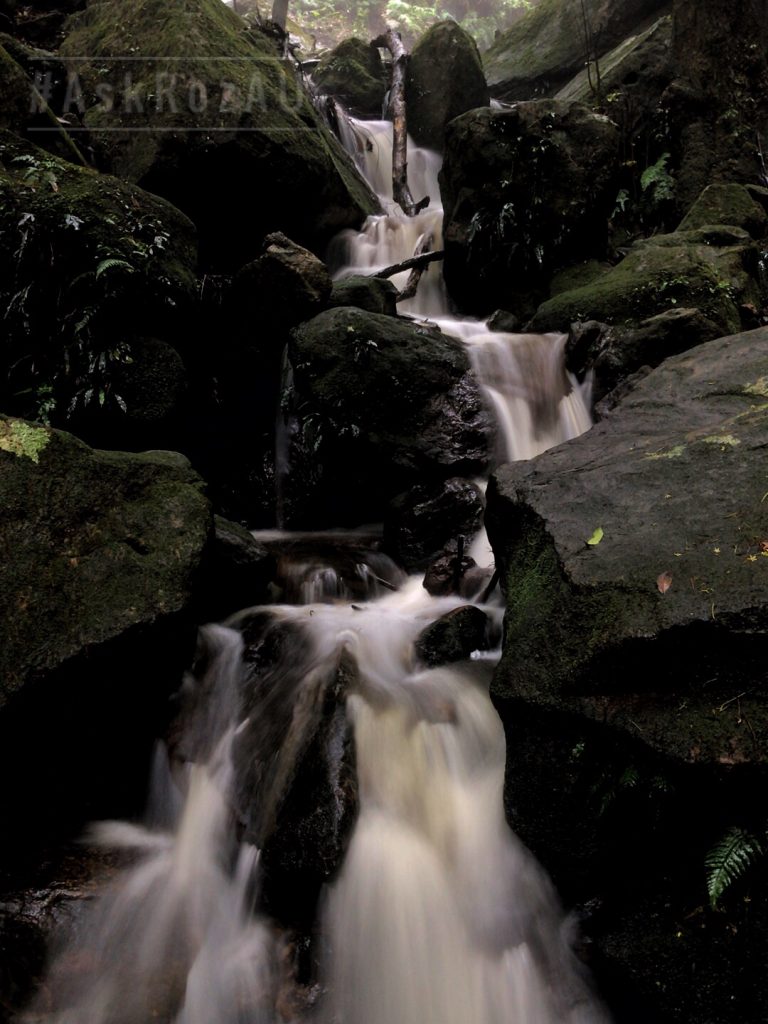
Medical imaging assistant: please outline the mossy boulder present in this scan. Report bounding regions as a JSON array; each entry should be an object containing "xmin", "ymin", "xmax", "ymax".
[
  {"xmin": 0, "ymin": 130, "xmax": 197, "ymax": 426},
  {"xmin": 529, "ymin": 229, "xmax": 759, "ymax": 337},
  {"xmin": 286, "ymin": 307, "xmax": 494, "ymax": 526},
  {"xmin": 0, "ymin": 417, "xmax": 211, "ymax": 838},
  {"xmin": 328, "ymin": 274, "xmax": 398, "ymax": 316},
  {"xmin": 59, "ymin": 0, "xmax": 378, "ymax": 267},
  {"xmin": 483, "ymin": 0, "xmax": 670, "ymax": 100},
  {"xmin": 313, "ymin": 37, "xmax": 386, "ymax": 118},
  {"xmin": 405, "ymin": 20, "xmax": 489, "ymax": 151},
  {"xmin": 678, "ymin": 183, "xmax": 768, "ymax": 239},
  {"xmin": 440, "ymin": 101, "xmax": 620, "ymax": 316}
]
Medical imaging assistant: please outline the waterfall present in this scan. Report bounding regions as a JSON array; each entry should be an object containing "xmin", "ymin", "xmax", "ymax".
[{"xmin": 28, "ymin": 112, "xmax": 607, "ymax": 1024}]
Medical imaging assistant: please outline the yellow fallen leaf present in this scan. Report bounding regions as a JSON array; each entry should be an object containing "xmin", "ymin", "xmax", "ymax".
[{"xmin": 586, "ymin": 526, "xmax": 604, "ymax": 546}]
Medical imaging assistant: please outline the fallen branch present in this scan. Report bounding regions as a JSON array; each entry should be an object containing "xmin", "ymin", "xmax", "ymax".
[
  {"xmin": 374, "ymin": 28, "xmax": 429, "ymax": 216},
  {"xmin": 395, "ymin": 232, "xmax": 435, "ymax": 303},
  {"xmin": 370, "ymin": 248, "xmax": 445, "ymax": 280}
]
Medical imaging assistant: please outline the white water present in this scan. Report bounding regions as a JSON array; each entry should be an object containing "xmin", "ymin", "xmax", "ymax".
[{"xmin": 28, "ymin": 114, "xmax": 605, "ymax": 1024}]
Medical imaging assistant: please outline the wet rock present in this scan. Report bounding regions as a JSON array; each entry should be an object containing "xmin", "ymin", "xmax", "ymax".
[
  {"xmin": 530, "ymin": 229, "xmax": 760, "ymax": 338},
  {"xmin": 423, "ymin": 549, "xmax": 493, "ymax": 600},
  {"xmin": 566, "ymin": 307, "xmax": 724, "ymax": 404},
  {"xmin": 0, "ymin": 418, "xmax": 211, "ymax": 840},
  {"xmin": 313, "ymin": 37, "xmax": 386, "ymax": 118},
  {"xmin": 486, "ymin": 325, "xmax": 768, "ymax": 767},
  {"xmin": 231, "ymin": 614, "xmax": 358, "ymax": 929},
  {"xmin": 328, "ymin": 274, "xmax": 398, "ymax": 316},
  {"xmin": 233, "ymin": 232, "xmax": 333, "ymax": 339},
  {"xmin": 483, "ymin": 0, "xmax": 670, "ymax": 101},
  {"xmin": 287, "ymin": 307, "xmax": 493, "ymax": 527},
  {"xmin": 384, "ymin": 478, "xmax": 485, "ymax": 573},
  {"xmin": 59, "ymin": 0, "xmax": 378, "ymax": 268},
  {"xmin": 199, "ymin": 516, "xmax": 276, "ymax": 622},
  {"xmin": 487, "ymin": 309, "xmax": 521, "ymax": 333},
  {"xmin": 441, "ymin": 101, "xmax": 620, "ymax": 317},
  {"xmin": 405, "ymin": 20, "xmax": 489, "ymax": 151},
  {"xmin": 415, "ymin": 606, "xmax": 489, "ymax": 667},
  {"xmin": 677, "ymin": 183, "xmax": 768, "ymax": 239}
]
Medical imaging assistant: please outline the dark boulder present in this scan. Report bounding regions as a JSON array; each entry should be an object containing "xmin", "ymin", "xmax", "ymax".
[
  {"xmin": 565, "ymin": 307, "xmax": 724, "ymax": 405},
  {"xmin": 313, "ymin": 37, "xmax": 386, "ymax": 118},
  {"xmin": 384, "ymin": 477, "xmax": 485, "ymax": 572},
  {"xmin": 440, "ymin": 101, "xmax": 621, "ymax": 317},
  {"xmin": 415, "ymin": 606, "xmax": 489, "ymax": 667},
  {"xmin": 328, "ymin": 274, "xmax": 398, "ymax": 316},
  {"xmin": 405, "ymin": 20, "xmax": 489, "ymax": 152},
  {"xmin": 487, "ymin": 326, "xmax": 768, "ymax": 764},
  {"xmin": 199, "ymin": 516, "xmax": 276, "ymax": 622},
  {"xmin": 0, "ymin": 417, "xmax": 211, "ymax": 839},
  {"xmin": 233, "ymin": 232, "xmax": 333, "ymax": 341},
  {"xmin": 286, "ymin": 307, "xmax": 493, "ymax": 527},
  {"xmin": 59, "ymin": 0, "xmax": 378, "ymax": 268},
  {"xmin": 423, "ymin": 549, "xmax": 492, "ymax": 600}
]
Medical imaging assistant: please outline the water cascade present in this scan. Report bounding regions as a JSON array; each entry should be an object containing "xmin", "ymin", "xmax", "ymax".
[{"xmin": 27, "ymin": 114, "xmax": 606, "ymax": 1024}]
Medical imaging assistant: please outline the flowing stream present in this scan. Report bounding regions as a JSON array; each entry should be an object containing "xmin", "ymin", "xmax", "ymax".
[{"xmin": 27, "ymin": 115, "xmax": 604, "ymax": 1024}]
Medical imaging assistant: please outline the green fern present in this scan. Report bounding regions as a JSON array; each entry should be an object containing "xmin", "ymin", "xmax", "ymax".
[
  {"xmin": 705, "ymin": 827, "xmax": 763, "ymax": 909},
  {"xmin": 95, "ymin": 258, "xmax": 135, "ymax": 279}
]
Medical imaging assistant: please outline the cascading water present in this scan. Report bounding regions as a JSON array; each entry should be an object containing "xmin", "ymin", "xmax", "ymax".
[{"xmin": 27, "ymin": 112, "xmax": 605, "ymax": 1024}]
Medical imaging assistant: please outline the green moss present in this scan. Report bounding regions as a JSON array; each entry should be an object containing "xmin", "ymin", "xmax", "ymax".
[
  {"xmin": 678, "ymin": 184, "xmax": 768, "ymax": 239},
  {"xmin": 0, "ymin": 419, "xmax": 50, "ymax": 462}
]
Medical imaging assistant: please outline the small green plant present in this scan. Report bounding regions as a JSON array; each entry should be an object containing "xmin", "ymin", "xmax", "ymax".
[
  {"xmin": 640, "ymin": 152, "xmax": 675, "ymax": 204},
  {"xmin": 705, "ymin": 826, "xmax": 764, "ymax": 909}
]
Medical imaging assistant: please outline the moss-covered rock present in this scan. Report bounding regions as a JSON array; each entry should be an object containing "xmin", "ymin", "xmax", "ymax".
[
  {"xmin": 483, "ymin": 0, "xmax": 670, "ymax": 101},
  {"xmin": 286, "ymin": 307, "xmax": 493, "ymax": 526},
  {"xmin": 0, "ymin": 43, "xmax": 32, "ymax": 131},
  {"xmin": 313, "ymin": 37, "xmax": 386, "ymax": 118},
  {"xmin": 405, "ymin": 20, "xmax": 489, "ymax": 151},
  {"xmin": 678, "ymin": 183, "xmax": 768, "ymax": 238},
  {"xmin": 328, "ymin": 273, "xmax": 398, "ymax": 316},
  {"xmin": 59, "ymin": 0, "xmax": 378, "ymax": 267},
  {"xmin": 0, "ymin": 418, "xmax": 211, "ymax": 703},
  {"xmin": 529, "ymin": 230, "xmax": 758, "ymax": 336},
  {"xmin": 0, "ymin": 417, "xmax": 211, "ymax": 841},
  {"xmin": 440, "ymin": 101, "xmax": 620, "ymax": 316}
]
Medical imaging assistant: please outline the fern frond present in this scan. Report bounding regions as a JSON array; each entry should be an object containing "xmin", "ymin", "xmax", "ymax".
[
  {"xmin": 95, "ymin": 258, "xmax": 135, "ymax": 279},
  {"xmin": 705, "ymin": 827, "xmax": 763, "ymax": 908}
]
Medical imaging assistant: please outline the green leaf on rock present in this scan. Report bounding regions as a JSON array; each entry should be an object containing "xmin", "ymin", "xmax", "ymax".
[{"xmin": 586, "ymin": 527, "xmax": 604, "ymax": 547}]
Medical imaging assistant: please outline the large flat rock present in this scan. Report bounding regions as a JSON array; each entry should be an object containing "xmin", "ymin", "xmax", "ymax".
[{"xmin": 487, "ymin": 327, "xmax": 768, "ymax": 766}]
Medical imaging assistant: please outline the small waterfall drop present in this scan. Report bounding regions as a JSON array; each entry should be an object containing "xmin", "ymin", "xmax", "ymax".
[{"xmin": 27, "ymin": 109, "xmax": 607, "ymax": 1024}]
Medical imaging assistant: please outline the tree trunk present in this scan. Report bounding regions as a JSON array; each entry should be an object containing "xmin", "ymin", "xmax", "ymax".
[
  {"xmin": 272, "ymin": 0, "xmax": 289, "ymax": 31},
  {"xmin": 374, "ymin": 28, "xmax": 429, "ymax": 217}
]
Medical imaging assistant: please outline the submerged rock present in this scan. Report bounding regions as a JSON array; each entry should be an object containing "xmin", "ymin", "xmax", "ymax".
[
  {"xmin": 415, "ymin": 606, "xmax": 489, "ymax": 667},
  {"xmin": 287, "ymin": 307, "xmax": 493, "ymax": 527},
  {"xmin": 313, "ymin": 37, "xmax": 386, "ymax": 119},
  {"xmin": 59, "ymin": 0, "xmax": 378, "ymax": 267},
  {"xmin": 405, "ymin": 20, "xmax": 489, "ymax": 151},
  {"xmin": 441, "ymin": 101, "xmax": 620, "ymax": 317}
]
